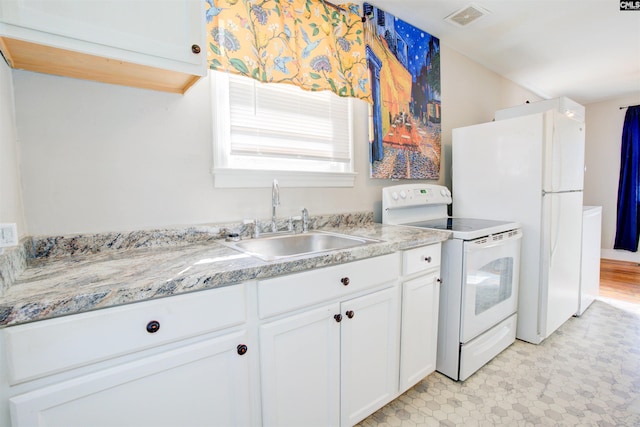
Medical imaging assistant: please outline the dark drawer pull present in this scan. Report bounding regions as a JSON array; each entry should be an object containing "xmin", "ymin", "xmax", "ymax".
[
  {"xmin": 146, "ymin": 320, "xmax": 160, "ymax": 334},
  {"xmin": 346, "ymin": 310, "xmax": 355, "ymax": 319},
  {"xmin": 341, "ymin": 277, "xmax": 350, "ymax": 286},
  {"xmin": 237, "ymin": 344, "xmax": 248, "ymax": 355},
  {"xmin": 334, "ymin": 314, "xmax": 342, "ymax": 322},
  {"xmin": 424, "ymin": 256, "xmax": 432, "ymax": 262}
]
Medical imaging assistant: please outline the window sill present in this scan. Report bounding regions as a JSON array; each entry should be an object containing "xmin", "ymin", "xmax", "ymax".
[{"xmin": 212, "ymin": 168, "xmax": 357, "ymax": 188}]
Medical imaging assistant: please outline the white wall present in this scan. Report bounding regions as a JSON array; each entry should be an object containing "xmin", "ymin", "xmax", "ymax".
[
  {"xmin": 585, "ymin": 94, "xmax": 640, "ymax": 262},
  {"xmin": 0, "ymin": 59, "xmax": 26, "ymax": 239},
  {"xmin": 10, "ymin": 45, "xmax": 538, "ymax": 236},
  {"xmin": 439, "ymin": 50, "xmax": 541, "ymax": 189}
]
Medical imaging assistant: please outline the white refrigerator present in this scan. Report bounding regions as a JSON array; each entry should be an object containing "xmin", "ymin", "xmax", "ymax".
[{"xmin": 452, "ymin": 97, "xmax": 585, "ymax": 344}]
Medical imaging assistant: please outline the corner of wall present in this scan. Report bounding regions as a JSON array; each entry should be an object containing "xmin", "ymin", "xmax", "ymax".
[{"xmin": 0, "ymin": 59, "xmax": 28, "ymax": 239}]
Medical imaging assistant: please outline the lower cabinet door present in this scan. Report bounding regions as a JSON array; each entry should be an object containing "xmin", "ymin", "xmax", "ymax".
[
  {"xmin": 341, "ymin": 287, "xmax": 400, "ymax": 427},
  {"xmin": 399, "ymin": 272, "xmax": 440, "ymax": 392},
  {"xmin": 259, "ymin": 303, "xmax": 341, "ymax": 427},
  {"xmin": 10, "ymin": 330, "xmax": 254, "ymax": 427}
]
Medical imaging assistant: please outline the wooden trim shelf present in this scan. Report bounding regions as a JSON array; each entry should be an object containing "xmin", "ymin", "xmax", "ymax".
[{"xmin": 0, "ymin": 37, "xmax": 201, "ymax": 94}]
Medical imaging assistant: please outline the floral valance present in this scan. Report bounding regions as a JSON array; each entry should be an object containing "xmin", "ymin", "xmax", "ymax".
[{"xmin": 206, "ymin": 0, "xmax": 372, "ymax": 103}]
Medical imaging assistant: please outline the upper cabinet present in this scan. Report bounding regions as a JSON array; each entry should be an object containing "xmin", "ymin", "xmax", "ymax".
[{"xmin": 0, "ymin": 0, "xmax": 206, "ymax": 93}]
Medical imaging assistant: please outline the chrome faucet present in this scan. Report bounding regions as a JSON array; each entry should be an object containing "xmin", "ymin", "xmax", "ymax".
[
  {"xmin": 243, "ymin": 219, "xmax": 260, "ymax": 238},
  {"xmin": 271, "ymin": 179, "xmax": 280, "ymax": 232},
  {"xmin": 301, "ymin": 207, "xmax": 309, "ymax": 233}
]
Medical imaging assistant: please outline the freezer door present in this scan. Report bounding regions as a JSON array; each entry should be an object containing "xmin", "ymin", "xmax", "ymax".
[
  {"xmin": 539, "ymin": 191, "xmax": 583, "ymax": 339},
  {"xmin": 543, "ymin": 112, "xmax": 585, "ymax": 192},
  {"xmin": 452, "ymin": 114, "xmax": 544, "ymax": 223}
]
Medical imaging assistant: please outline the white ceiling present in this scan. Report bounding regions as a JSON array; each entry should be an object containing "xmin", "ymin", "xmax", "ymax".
[{"xmin": 368, "ymin": 0, "xmax": 640, "ymax": 105}]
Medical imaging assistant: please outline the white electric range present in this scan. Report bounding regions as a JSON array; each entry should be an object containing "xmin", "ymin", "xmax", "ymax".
[{"xmin": 382, "ymin": 184, "xmax": 522, "ymax": 381}]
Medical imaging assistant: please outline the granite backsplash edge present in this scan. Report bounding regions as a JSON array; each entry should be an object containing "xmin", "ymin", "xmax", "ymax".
[
  {"xmin": 0, "ymin": 211, "xmax": 374, "ymax": 293},
  {"xmin": 0, "ymin": 238, "xmax": 31, "ymax": 296}
]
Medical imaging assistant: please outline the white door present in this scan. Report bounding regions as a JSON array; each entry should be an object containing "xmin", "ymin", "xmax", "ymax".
[
  {"xmin": 540, "ymin": 191, "xmax": 583, "ymax": 338},
  {"xmin": 452, "ymin": 114, "xmax": 544, "ymax": 224},
  {"xmin": 399, "ymin": 272, "xmax": 440, "ymax": 392},
  {"xmin": 460, "ymin": 230, "xmax": 522, "ymax": 343},
  {"xmin": 341, "ymin": 287, "xmax": 400, "ymax": 427},
  {"xmin": 259, "ymin": 303, "xmax": 341, "ymax": 427},
  {"xmin": 10, "ymin": 331, "xmax": 255, "ymax": 427},
  {"xmin": 544, "ymin": 112, "xmax": 585, "ymax": 192}
]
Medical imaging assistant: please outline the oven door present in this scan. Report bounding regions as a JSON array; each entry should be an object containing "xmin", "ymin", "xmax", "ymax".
[{"xmin": 460, "ymin": 229, "xmax": 522, "ymax": 343}]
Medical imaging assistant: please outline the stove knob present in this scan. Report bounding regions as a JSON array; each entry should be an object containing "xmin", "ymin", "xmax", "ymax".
[
  {"xmin": 391, "ymin": 191, "xmax": 399, "ymax": 200},
  {"xmin": 400, "ymin": 190, "xmax": 406, "ymax": 199}
]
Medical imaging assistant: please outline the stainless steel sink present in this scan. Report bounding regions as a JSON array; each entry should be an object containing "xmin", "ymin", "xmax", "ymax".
[{"xmin": 220, "ymin": 231, "xmax": 381, "ymax": 261}]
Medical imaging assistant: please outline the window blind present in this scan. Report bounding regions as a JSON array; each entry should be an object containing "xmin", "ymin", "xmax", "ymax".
[{"xmin": 227, "ymin": 74, "xmax": 352, "ymax": 162}]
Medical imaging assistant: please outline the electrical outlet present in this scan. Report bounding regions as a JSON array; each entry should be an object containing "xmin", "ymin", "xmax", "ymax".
[{"xmin": 0, "ymin": 223, "xmax": 18, "ymax": 248}]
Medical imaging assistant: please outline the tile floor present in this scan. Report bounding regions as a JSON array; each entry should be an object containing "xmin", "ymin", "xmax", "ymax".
[{"xmin": 357, "ymin": 299, "xmax": 640, "ymax": 426}]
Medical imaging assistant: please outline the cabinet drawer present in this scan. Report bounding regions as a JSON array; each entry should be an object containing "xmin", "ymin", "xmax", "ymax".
[
  {"xmin": 258, "ymin": 254, "xmax": 400, "ymax": 319},
  {"xmin": 4, "ymin": 285, "xmax": 246, "ymax": 385},
  {"xmin": 9, "ymin": 330, "xmax": 252, "ymax": 427},
  {"xmin": 403, "ymin": 244, "xmax": 441, "ymax": 276}
]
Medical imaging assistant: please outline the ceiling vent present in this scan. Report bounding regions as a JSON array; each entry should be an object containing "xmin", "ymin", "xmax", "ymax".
[{"xmin": 444, "ymin": 3, "xmax": 490, "ymax": 27}]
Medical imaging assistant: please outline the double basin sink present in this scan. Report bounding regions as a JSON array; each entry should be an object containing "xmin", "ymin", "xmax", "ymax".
[{"xmin": 220, "ymin": 230, "xmax": 381, "ymax": 261}]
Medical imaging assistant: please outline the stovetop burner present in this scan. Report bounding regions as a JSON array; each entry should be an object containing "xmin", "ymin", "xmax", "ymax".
[{"xmin": 405, "ymin": 217, "xmax": 510, "ymax": 232}]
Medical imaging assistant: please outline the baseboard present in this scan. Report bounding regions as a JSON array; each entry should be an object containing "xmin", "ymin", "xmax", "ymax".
[{"xmin": 601, "ymin": 248, "xmax": 640, "ymax": 263}]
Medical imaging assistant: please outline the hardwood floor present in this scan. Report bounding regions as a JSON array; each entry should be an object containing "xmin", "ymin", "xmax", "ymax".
[{"xmin": 599, "ymin": 258, "xmax": 640, "ymax": 304}]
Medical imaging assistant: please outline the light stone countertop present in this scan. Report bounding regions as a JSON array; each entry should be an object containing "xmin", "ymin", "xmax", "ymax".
[{"xmin": 0, "ymin": 222, "xmax": 450, "ymax": 328}]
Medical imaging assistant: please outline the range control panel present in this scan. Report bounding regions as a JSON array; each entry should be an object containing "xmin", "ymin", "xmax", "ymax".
[{"xmin": 382, "ymin": 184, "xmax": 452, "ymax": 209}]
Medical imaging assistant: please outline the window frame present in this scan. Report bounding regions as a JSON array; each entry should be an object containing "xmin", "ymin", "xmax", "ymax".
[{"xmin": 210, "ymin": 72, "xmax": 358, "ymax": 188}]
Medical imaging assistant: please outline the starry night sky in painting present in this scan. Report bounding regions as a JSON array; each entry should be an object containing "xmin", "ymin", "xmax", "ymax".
[{"xmin": 394, "ymin": 17, "xmax": 436, "ymax": 80}]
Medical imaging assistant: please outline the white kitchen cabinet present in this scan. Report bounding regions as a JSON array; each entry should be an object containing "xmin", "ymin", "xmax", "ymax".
[
  {"xmin": 4, "ymin": 285, "xmax": 258, "ymax": 427},
  {"xmin": 398, "ymin": 244, "xmax": 441, "ymax": 393},
  {"xmin": 1, "ymin": 242, "xmax": 445, "ymax": 427},
  {"xmin": 4, "ymin": 285, "xmax": 247, "ymax": 385},
  {"xmin": 260, "ymin": 288, "xmax": 399, "ymax": 427},
  {"xmin": 259, "ymin": 303, "xmax": 341, "ymax": 427},
  {"xmin": 10, "ymin": 330, "xmax": 254, "ymax": 427},
  {"xmin": 258, "ymin": 254, "xmax": 401, "ymax": 427},
  {"xmin": 340, "ymin": 286, "xmax": 399, "ymax": 427},
  {"xmin": 0, "ymin": 0, "xmax": 206, "ymax": 93},
  {"xmin": 399, "ymin": 271, "xmax": 440, "ymax": 392}
]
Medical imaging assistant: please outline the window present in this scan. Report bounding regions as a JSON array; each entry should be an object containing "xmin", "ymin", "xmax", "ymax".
[{"xmin": 210, "ymin": 72, "xmax": 357, "ymax": 188}]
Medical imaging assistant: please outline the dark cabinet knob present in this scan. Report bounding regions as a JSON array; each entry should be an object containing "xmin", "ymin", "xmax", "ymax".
[
  {"xmin": 346, "ymin": 310, "xmax": 355, "ymax": 319},
  {"xmin": 146, "ymin": 320, "xmax": 160, "ymax": 334},
  {"xmin": 334, "ymin": 314, "xmax": 342, "ymax": 322},
  {"xmin": 341, "ymin": 277, "xmax": 350, "ymax": 286},
  {"xmin": 424, "ymin": 256, "xmax": 432, "ymax": 262},
  {"xmin": 237, "ymin": 344, "xmax": 248, "ymax": 355},
  {"xmin": 191, "ymin": 44, "xmax": 201, "ymax": 54},
  {"xmin": 437, "ymin": 278, "xmax": 442, "ymax": 284}
]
